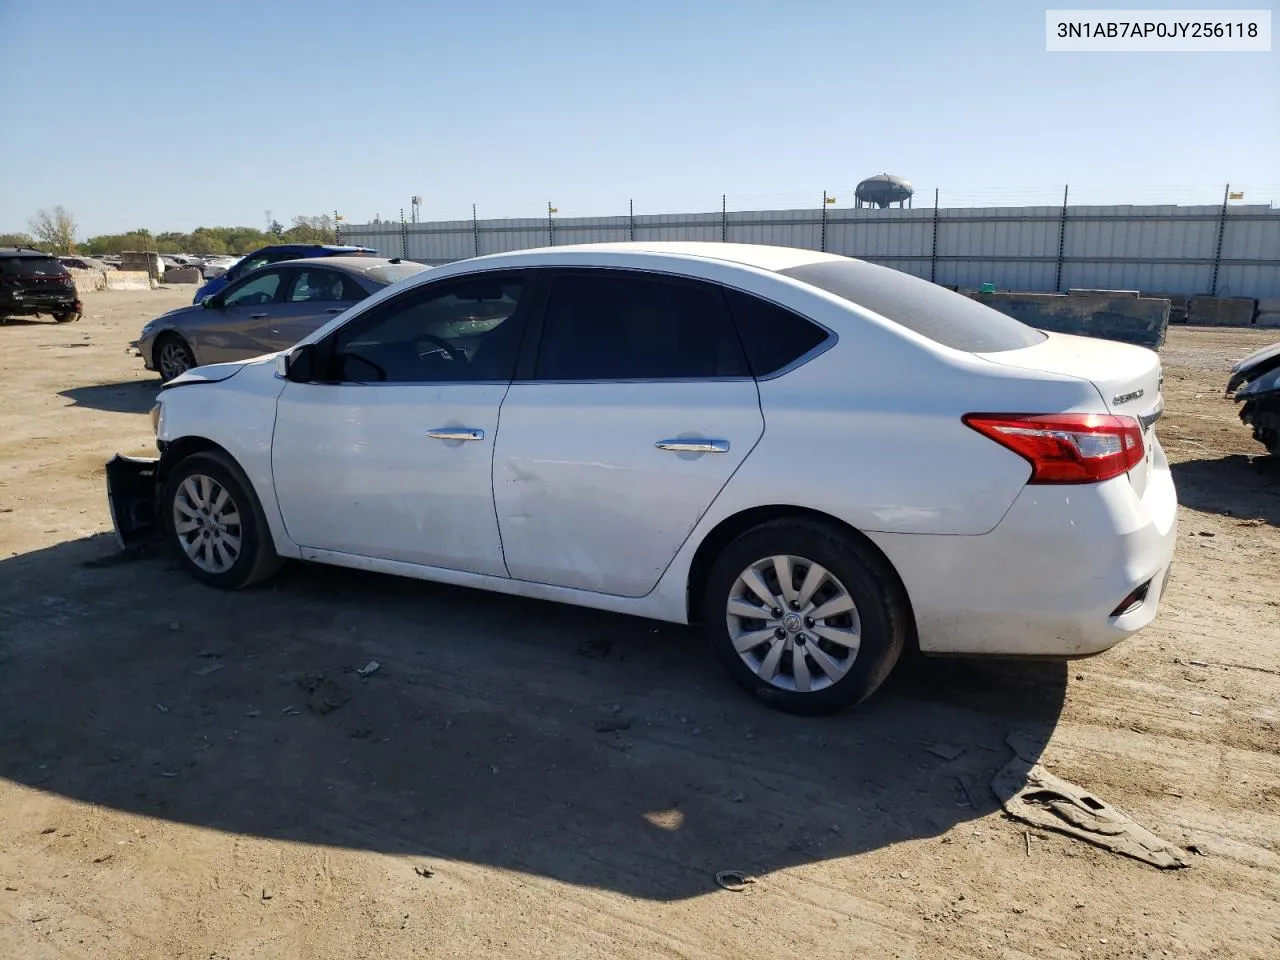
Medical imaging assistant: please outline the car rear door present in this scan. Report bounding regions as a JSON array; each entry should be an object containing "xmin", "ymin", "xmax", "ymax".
[{"xmin": 492, "ymin": 268, "xmax": 764, "ymax": 597}]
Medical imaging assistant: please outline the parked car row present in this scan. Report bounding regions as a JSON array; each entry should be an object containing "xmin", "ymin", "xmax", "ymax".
[{"xmin": 108, "ymin": 241, "xmax": 1180, "ymax": 714}]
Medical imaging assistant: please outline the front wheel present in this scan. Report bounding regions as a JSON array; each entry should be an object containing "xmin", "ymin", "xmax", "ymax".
[
  {"xmin": 702, "ymin": 519, "xmax": 909, "ymax": 715},
  {"xmin": 53, "ymin": 311, "xmax": 78, "ymax": 323},
  {"xmin": 155, "ymin": 334, "xmax": 196, "ymax": 382},
  {"xmin": 162, "ymin": 450, "xmax": 284, "ymax": 589}
]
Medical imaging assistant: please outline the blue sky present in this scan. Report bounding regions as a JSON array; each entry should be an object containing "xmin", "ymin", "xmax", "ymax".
[{"xmin": 1, "ymin": 0, "xmax": 1275, "ymax": 236}]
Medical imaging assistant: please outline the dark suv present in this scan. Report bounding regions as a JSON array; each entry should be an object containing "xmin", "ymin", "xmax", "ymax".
[{"xmin": 0, "ymin": 248, "xmax": 82, "ymax": 323}]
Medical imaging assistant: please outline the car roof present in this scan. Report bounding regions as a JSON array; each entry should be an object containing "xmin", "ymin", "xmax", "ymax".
[
  {"xmin": 0, "ymin": 247, "xmax": 57, "ymax": 257},
  {"xmin": 460, "ymin": 241, "xmax": 846, "ymax": 272},
  {"xmin": 252, "ymin": 243, "xmax": 374, "ymax": 254},
  {"xmin": 271, "ymin": 255, "xmax": 410, "ymax": 273}
]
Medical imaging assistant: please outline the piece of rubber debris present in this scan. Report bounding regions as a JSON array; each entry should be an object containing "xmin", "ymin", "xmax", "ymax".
[{"xmin": 715, "ymin": 870, "xmax": 756, "ymax": 892}]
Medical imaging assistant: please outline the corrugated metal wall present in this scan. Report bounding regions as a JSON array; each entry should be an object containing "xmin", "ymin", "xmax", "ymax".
[{"xmin": 339, "ymin": 203, "xmax": 1280, "ymax": 298}]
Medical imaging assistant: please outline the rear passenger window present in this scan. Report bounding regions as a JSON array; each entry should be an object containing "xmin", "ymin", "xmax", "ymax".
[
  {"xmin": 723, "ymin": 289, "xmax": 830, "ymax": 377},
  {"xmin": 534, "ymin": 271, "xmax": 748, "ymax": 381}
]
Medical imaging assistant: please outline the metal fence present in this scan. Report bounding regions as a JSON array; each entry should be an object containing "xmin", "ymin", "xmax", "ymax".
[{"xmin": 337, "ymin": 193, "xmax": 1280, "ymax": 300}]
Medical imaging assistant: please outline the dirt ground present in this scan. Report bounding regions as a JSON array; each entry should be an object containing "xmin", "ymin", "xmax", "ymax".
[{"xmin": 1, "ymin": 287, "xmax": 1277, "ymax": 960}]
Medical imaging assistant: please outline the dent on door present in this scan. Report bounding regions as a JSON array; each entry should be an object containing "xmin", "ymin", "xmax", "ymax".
[{"xmin": 493, "ymin": 380, "xmax": 764, "ymax": 597}]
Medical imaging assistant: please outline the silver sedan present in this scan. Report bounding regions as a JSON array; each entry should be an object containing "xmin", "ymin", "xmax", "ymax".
[{"xmin": 131, "ymin": 256, "xmax": 430, "ymax": 381}]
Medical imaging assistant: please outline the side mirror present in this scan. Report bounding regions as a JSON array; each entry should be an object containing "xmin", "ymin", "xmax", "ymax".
[
  {"xmin": 280, "ymin": 343, "xmax": 317, "ymax": 383},
  {"xmin": 201, "ymin": 294, "xmax": 223, "ymax": 309}
]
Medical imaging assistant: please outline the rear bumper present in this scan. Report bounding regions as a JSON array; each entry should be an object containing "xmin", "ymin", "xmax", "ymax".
[
  {"xmin": 105, "ymin": 454, "xmax": 161, "ymax": 548},
  {"xmin": 0, "ymin": 293, "xmax": 80, "ymax": 316},
  {"xmin": 870, "ymin": 444, "xmax": 1178, "ymax": 658}
]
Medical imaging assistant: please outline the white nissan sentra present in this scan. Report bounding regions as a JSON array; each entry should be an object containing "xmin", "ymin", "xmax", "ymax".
[{"xmin": 106, "ymin": 242, "xmax": 1177, "ymax": 714}]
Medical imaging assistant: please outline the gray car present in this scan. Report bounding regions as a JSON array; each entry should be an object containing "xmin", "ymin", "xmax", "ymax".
[{"xmin": 131, "ymin": 256, "xmax": 431, "ymax": 381}]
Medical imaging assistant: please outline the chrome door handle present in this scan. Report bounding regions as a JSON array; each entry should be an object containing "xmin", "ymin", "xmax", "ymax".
[
  {"xmin": 249, "ymin": 312, "xmax": 268, "ymax": 319},
  {"xmin": 325, "ymin": 307, "xmax": 345, "ymax": 314},
  {"xmin": 655, "ymin": 438, "xmax": 729, "ymax": 453},
  {"xmin": 427, "ymin": 428, "xmax": 485, "ymax": 441}
]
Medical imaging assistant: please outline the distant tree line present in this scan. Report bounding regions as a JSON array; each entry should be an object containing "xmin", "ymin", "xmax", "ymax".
[{"xmin": 3, "ymin": 209, "xmax": 338, "ymax": 256}]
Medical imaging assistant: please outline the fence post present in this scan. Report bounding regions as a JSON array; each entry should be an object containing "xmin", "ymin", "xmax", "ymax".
[
  {"xmin": 1210, "ymin": 183, "xmax": 1230, "ymax": 296},
  {"xmin": 399, "ymin": 208, "xmax": 407, "ymax": 259},
  {"xmin": 629, "ymin": 198, "xmax": 635, "ymax": 241},
  {"xmin": 930, "ymin": 188, "xmax": 940, "ymax": 283},
  {"xmin": 1054, "ymin": 184, "xmax": 1069, "ymax": 292},
  {"xmin": 548, "ymin": 201, "xmax": 554, "ymax": 246},
  {"xmin": 721, "ymin": 194, "xmax": 727, "ymax": 242},
  {"xmin": 472, "ymin": 204, "xmax": 480, "ymax": 257},
  {"xmin": 820, "ymin": 191, "xmax": 828, "ymax": 252},
  {"xmin": 333, "ymin": 209, "xmax": 341, "ymax": 245}
]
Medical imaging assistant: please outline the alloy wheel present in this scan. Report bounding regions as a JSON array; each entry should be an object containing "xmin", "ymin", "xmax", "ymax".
[
  {"xmin": 172, "ymin": 473, "xmax": 242, "ymax": 574},
  {"xmin": 725, "ymin": 554, "xmax": 862, "ymax": 693}
]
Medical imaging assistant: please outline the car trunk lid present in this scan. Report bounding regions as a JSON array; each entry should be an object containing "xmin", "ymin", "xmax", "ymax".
[{"xmin": 976, "ymin": 331, "xmax": 1164, "ymax": 496}]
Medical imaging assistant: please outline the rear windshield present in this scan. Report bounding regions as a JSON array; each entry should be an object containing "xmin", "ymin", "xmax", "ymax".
[
  {"xmin": 362, "ymin": 261, "xmax": 431, "ymax": 285},
  {"xmin": 0, "ymin": 255, "xmax": 66, "ymax": 277},
  {"xmin": 780, "ymin": 260, "xmax": 1046, "ymax": 352}
]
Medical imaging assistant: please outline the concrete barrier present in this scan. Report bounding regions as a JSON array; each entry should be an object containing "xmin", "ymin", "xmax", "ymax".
[
  {"xmin": 104, "ymin": 271, "xmax": 153, "ymax": 291},
  {"xmin": 1188, "ymin": 296, "xmax": 1257, "ymax": 326},
  {"xmin": 163, "ymin": 266, "xmax": 202, "ymax": 284},
  {"xmin": 1256, "ymin": 313, "xmax": 1280, "ymax": 329},
  {"xmin": 1142, "ymin": 292, "xmax": 1189, "ymax": 324},
  {"xmin": 971, "ymin": 291, "xmax": 1171, "ymax": 349},
  {"xmin": 68, "ymin": 268, "xmax": 107, "ymax": 293}
]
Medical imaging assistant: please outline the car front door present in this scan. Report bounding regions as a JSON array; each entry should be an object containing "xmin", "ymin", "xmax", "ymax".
[
  {"xmin": 262, "ymin": 267, "xmax": 365, "ymax": 351},
  {"xmin": 189, "ymin": 267, "xmax": 289, "ymax": 364},
  {"xmin": 270, "ymin": 272, "xmax": 530, "ymax": 575},
  {"xmin": 492, "ymin": 268, "xmax": 765, "ymax": 597}
]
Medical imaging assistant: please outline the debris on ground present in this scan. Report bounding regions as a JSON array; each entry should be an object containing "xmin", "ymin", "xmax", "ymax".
[
  {"xmin": 414, "ymin": 866, "xmax": 434, "ymax": 878},
  {"xmin": 154, "ymin": 703, "xmax": 169, "ymax": 713},
  {"xmin": 297, "ymin": 674, "xmax": 351, "ymax": 715},
  {"xmin": 714, "ymin": 870, "xmax": 756, "ymax": 892},
  {"xmin": 576, "ymin": 638, "xmax": 611, "ymax": 660},
  {"xmin": 992, "ymin": 737, "xmax": 1191, "ymax": 869},
  {"xmin": 356, "ymin": 660, "xmax": 380, "ymax": 677}
]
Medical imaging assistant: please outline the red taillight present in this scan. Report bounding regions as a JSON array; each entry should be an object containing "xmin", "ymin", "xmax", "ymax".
[{"xmin": 963, "ymin": 413, "xmax": 1144, "ymax": 484}]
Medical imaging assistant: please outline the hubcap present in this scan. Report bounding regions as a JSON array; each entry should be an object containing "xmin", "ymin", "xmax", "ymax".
[
  {"xmin": 725, "ymin": 554, "xmax": 861, "ymax": 694},
  {"xmin": 159, "ymin": 341, "xmax": 193, "ymax": 379},
  {"xmin": 172, "ymin": 474, "xmax": 242, "ymax": 574}
]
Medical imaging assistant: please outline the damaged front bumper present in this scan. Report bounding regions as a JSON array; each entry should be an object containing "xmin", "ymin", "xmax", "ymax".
[{"xmin": 105, "ymin": 454, "xmax": 161, "ymax": 549}]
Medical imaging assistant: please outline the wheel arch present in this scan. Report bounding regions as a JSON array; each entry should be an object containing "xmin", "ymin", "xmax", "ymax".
[
  {"xmin": 684, "ymin": 505, "xmax": 918, "ymax": 646},
  {"xmin": 157, "ymin": 435, "xmax": 230, "ymax": 486}
]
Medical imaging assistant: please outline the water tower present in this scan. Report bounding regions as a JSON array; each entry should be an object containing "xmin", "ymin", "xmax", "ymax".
[{"xmin": 855, "ymin": 174, "xmax": 914, "ymax": 209}]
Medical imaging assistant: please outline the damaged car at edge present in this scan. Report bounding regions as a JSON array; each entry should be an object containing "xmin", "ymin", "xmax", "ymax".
[{"xmin": 1226, "ymin": 341, "xmax": 1280, "ymax": 456}]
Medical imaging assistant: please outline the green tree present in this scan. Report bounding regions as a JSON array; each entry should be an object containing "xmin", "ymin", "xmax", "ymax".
[
  {"xmin": 0, "ymin": 232, "xmax": 37, "ymax": 247},
  {"xmin": 284, "ymin": 214, "xmax": 336, "ymax": 244},
  {"xmin": 268, "ymin": 219, "xmax": 285, "ymax": 240},
  {"xmin": 29, "ymin": 206, "xmax": 78, "ymax": 254}
]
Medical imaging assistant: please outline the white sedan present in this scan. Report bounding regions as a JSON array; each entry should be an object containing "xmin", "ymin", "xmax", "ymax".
[{"xmin": 106, "ymin": 242, "xmax": 1177, "ymax": 713}]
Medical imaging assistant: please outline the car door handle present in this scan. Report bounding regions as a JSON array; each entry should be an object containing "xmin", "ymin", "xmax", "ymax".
[
  {"xmin": 655, "ymin": 438, "xmax": 730, "ymax": 453},
  {"xmin": 427, "ymin": 428, "xmax": 485, "ymax": 442},
  {"xmin": 249, "ymin": 312, "xmax": 268, "ymax": 319},
  {"xmin": 325, "ymin": 307, "xmax": 345, "ymax": 314}
]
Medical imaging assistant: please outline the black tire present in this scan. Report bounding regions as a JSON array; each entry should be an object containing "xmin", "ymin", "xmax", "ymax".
[
  {"xmin": 161, "ymin": 450, "xmax": 284, "ymax": 590},
  {"xmin": 53, "ymin": 311, "xmax": 78, "ymax": 323},
  {"xmin": 701, "ymin": 518, "xmax": 909, "ymax": 715},
  {"xmin": 155, "ymin": 333, "xmax": 196, "ymax": 383}
]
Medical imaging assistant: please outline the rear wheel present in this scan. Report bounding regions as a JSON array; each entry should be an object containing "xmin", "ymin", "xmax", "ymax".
[
  {"xmin": 162, "ymin": 451, "xmax": 284, "ymax": 589},
  {"xmin": 702, "ymin": 519, "xmax": 908, "ymax": 715},
  {"xmin": 53, "ymin": 311, "xmax": 77, "ymax": 323},
  {"xmin": 155, "ymin": 333, "xmax": 196, "ymax": 382}
]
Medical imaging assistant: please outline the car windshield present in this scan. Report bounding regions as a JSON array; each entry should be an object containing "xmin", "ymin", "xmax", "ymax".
[
  {"xmin": 780, "ymin": 259, "xmax": 1046, "ymax": 353},
  {"xmin": 0, "ymin": 255, "xmax": 65, "ymax": 277},
  {"xmin": 361, "ymin": 261, "xmax": 431, "ymax": 285}
]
